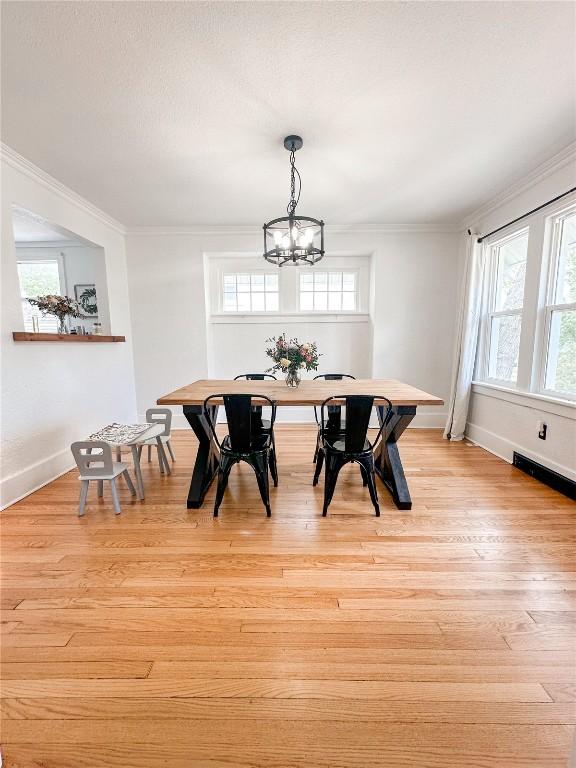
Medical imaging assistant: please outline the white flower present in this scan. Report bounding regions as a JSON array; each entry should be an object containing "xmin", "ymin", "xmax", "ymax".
[
  {"xmin": 300, "ymin": 362, "xmax": 306, "ymax": 368},
  {"xmin": 280, "ymin": 357, "xmax": 290, "ymax": 369}
]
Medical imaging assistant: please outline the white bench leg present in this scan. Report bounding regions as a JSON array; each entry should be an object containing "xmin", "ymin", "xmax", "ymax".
[
  {"xmin": 123, "ymin": 470, "xmax": 136, "ymax": 496},
  {"xmin": 130, "ymin": 445, "xmax": 145, "ymax": 500},
  {"xmin": 156, "ymin": 437, "xmax": 171, "ymax": 475},
  {"xmin": 147, "ymin": 445, "xmax": 152, "ymax": 462},
  {"xmin": 78, "ymin": 480, "xmax": 89, "ymax": 516},
  {"xmin": 167, "ymin": 440, "xmax": 176, "ymax": 461},
  {"xmin": 109, "ymin": 478, "xmax": 121, "ymax": 514}
]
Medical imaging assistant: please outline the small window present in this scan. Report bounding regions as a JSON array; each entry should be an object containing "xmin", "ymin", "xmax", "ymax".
[
  {"xmin": 542, "ymin": 208, "xmax": 576, "ymax": 396},
  {"xmin": 484, "ymin": 230, "xmax": 528, "ymax": 383},
  {"xmin": 222, "ymin": 273, "xmax": 279, "ymax": 312},
  {"xmin": 17, "ymin": 260, "xmax": 62, "ymax": 332},
  {"xmin": 299, "ymin": 271, "xmax": 357, "ymax": 312}
]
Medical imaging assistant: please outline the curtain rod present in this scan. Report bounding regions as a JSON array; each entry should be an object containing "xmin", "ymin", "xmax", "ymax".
[{"xmin": 473, "ymin": 186, "xmax": 576, "ymax": 243}]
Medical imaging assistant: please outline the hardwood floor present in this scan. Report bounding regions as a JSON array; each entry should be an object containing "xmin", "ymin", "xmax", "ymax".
[{"xmin": 1, "ymin": 427, "xmax": 575, "ymax": 767}]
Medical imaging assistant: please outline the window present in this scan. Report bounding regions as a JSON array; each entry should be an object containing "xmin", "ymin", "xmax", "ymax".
[
  {"xmin": 17, "ymin": 259, "xmax": 62, "ymax": 332},
  {"xmin": 485, "ymin": 230, "xmax": 528, "ymax": 382},
  {"xmin": 222, "ymin": 273, "xmax": 279, "ymax": 312},
  {"xmin": 299, "ymin": 271, "xmax": 357, "ymax": 311},
  {"xmin": 542, "ymin": 208, "xmax": 576, "ymax": 395}
]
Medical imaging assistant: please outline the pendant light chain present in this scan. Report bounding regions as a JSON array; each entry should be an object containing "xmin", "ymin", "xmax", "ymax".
[{"xmin": 287, "ymin": 149, "xmax": 301, "ymax": 217}]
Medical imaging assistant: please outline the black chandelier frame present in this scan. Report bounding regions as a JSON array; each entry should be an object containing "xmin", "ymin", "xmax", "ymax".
[{"xmin": 263, "ymin": 135, "xmax": 325, "ymax": 267}]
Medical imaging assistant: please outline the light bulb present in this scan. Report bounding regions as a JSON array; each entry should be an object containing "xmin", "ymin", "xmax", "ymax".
[
  {"xmin": 305, "ymin": 228, "xmax": 314, "ymax": 244},
  {"xmin": 273, "ymin": 230, "xmax": 283, "ymax": 246},
  {"xmin": 281, "ymin": 234, "xmax": 290, "ymax": 249}
]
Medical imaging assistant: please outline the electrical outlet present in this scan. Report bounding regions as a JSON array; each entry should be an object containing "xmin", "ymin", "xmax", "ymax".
[{"xmin": 537, "ymin": 421, "xmax": 547, "ymax": 440}]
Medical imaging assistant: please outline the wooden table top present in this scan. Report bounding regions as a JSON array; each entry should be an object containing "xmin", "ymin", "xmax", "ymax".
[{"xmin": 157, "ymin": 379, "xmax": 444, "ymax": 407}]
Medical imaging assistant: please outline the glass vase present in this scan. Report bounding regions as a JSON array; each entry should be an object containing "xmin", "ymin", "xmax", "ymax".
[
  {"xmin": 285, "ymin": 368, "xmax": 301, "ymax": 388},
  {"xmin": 56, "ymin": 316, "xmax": 67, "ymax": 335}
]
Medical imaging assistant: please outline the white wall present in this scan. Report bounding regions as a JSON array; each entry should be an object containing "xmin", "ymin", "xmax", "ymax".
[
  {"xmin": 464, "ymin": 148, "xmax": 576, "ymax": 480},
  {"xmin": 1, "ymin": 150, "xmax": 137, "ymax": 507},
  {"xmin": 126, "ymin": 229, "xmax": 460, "ymax": 427}
]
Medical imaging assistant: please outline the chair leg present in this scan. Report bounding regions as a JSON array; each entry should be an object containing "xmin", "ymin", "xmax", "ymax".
[
  {"xmin": 359, "ymin": 463, "xmax": 369, "ymax": 487},
  {"xmin": 116, "ymin": 447, "xmax": 121, "ymax": 462},
  {"xmin": 78, "ymin": 480, "xmax": 89, "ymax": 516},
  {"xmin": 268, "ymin": 442, "xmax": 278, "ymax": 487},
  {"xmin": 123, "ymin": 470, "xmax": 136, "ymax": 496},
  {"xmin": 109, "ymin": 478, "xmax": 121, "ymax": 515},
  {"xmin": 166, "ymin": 440, "xmax": 176, "ymax": 461},
  {"xmin": 156, "ymin": 437, "xmax": 171, "ymax": 475},
  {"xmin": 97, "ymin": 480, "xmax": 104, "ymax": 498},
  {"xmin": 155, "ymin": 442, "xmax": 165, "ymax": 475},
  {"xmin": 313, "ymin": 428, "xmax": 320, "ymax": 463},
  {"xmin": 313, "ymin": 447, "xmax": 325, "ymax": 486},
  {"xmin": 322, "ymin": 453, "xmax": 345, "ymax": 517},
  {"xmin": 359, "ymin": 454, "xmax": 380, "ymax": 516},
  {"xmin": 137, "ymin": 445, "xmax": 143, "ymax": 461},
  {"xmin": 213, "ymin": 456, "xmax": 234, "ymax": 518},
  {"xmin": 252, "ymin": 453, "xmax": 272, "ymax": 517},
  {"xmin": 147, "ymin": 444, "xmax": 152, "ymax": 462}
]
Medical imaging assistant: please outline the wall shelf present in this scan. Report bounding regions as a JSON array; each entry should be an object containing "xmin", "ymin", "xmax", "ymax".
[{"xmin": 12, "ymin": 332, "xmax": 126, "ymax": 343}]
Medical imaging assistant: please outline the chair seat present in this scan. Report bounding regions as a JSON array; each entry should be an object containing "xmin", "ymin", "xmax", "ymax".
[
  {"xmin": 326, "ymin": 438, "xmax": 371, "ymax": 453},
  {"xmin": 221, "ymin": 434, "xmax": 271, "ymax": 453},
  {"xmin": 320, "ymin": 419, "xmax": 346, "ymax": 433},
  {"xmin": 78, "ymin": 461, "xmax": 129, "ymax": 481}
]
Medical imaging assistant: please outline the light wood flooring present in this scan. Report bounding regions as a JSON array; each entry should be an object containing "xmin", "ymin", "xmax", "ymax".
[{"xmin": 1, "ymin": 427, "xmax": 575, "ymax": 767}]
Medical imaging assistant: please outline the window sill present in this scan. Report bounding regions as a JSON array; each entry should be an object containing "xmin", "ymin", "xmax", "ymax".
[
  {"xmin": 210, "ymin": 312, "xmax": 370, "ymax": 324},
  {"xmin": 471, "ymin": 381, "xmax": 576, "ymax": 419},
  {"xmin": 12, "ymin": 332, "xmax": 125, "ymax": 343}
]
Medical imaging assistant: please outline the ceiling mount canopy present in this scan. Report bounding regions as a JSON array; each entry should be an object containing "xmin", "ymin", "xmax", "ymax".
[{"xmin": 263, "ymin": 135, "xmax": 324, "ymax": 267}]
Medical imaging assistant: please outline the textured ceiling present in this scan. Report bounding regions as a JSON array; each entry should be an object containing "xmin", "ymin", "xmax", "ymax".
[{"xmin": 2, "ymin": 1, "xmax": 575, "ymax": 227}]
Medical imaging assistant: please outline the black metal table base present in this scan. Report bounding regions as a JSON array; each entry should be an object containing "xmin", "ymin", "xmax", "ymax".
[
  {"xmin": 373, "ymin": 405, "xmax": 416, "ymax": 510},
  {"xmin": 183, "ymin": 405, "xmax": 220, "ymax": 509},
  {"xmin": 182, "ymin": 404, "xmax": 417, "ymax": 511}
]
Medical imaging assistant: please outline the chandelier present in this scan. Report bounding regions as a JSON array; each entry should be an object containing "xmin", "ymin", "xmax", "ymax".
[{"xmin": 263, "ymin": 135, "xmax": 324, "ymax": 267}]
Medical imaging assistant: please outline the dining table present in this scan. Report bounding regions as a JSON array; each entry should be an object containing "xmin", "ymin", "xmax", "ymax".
[{"xmin": 158, "ymin": 378, "xmax": 443, "ymax": 511}]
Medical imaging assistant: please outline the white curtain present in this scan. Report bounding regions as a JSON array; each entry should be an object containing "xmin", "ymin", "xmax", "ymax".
[{"xmin": 444, "ymin": 233, "xmax": 486, "ymax": 441}]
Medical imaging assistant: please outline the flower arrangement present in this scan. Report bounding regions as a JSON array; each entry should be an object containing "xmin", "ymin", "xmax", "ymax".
[
  {"xmin": 27, "ymin": 294, "xmax": 82, "ymax": 334},
  {"xmin": 265, "ymin": 333, "xmax": 320, "ymax": 387}
]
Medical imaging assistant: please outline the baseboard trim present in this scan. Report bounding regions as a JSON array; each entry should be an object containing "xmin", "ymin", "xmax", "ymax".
[
  {"xmin": 1, "ymin": 449, "xmax": 75, "ymax": 510},
  {"xmin": 513, "ymin": 452, "xmax": 576, "ymax": 500},
  {"xmin": 466, "ymin": 421, "xmax": 576, "ymax": 483}
]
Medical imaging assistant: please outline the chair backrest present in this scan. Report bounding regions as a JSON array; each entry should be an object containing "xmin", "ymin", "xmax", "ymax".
[
  {"xmin": 320, "ymin": 395, "xmax": 392, "ymax": 453},
  {"xmin": 234, "ymin": 373, "xmax": 277, "ymax": 381},
  {"xmin": 71, "ymin": 441, "xmax": 113, "ymax": 476},
  {"xmin": 145, "ymin": 408, "xmax": 172, "ymax": 437},
  {"xmin": 313, "ymin": 373, "xmax": 356, "ymax": 424},
  {"xmin": 203, "ymin": 393, "xmax": 277, "ymax": 453}
]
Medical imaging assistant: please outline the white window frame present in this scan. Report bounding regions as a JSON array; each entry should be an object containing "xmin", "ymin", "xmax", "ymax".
[
  {"xmin": 538, "ymin": 204, "xmax": 576, "ymax": 401},
  {"xmin": 478, "ymin": 227, "xmax": 529, "ymax": 388},
  {"xmin": 297, "ymin": 268, "xmax": 360, "ymax": 313},
  {"xmin": 221, "ymin": 270, "xmax": 280, "ymax": 314}
]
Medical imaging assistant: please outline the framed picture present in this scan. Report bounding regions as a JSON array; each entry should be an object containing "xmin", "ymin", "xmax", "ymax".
[{"xmin": 74, "ymin": 283, "xmax": 98, "ymax": 319}]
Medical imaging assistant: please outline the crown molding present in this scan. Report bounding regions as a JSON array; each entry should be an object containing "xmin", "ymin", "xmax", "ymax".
[
  {"xmin": 125, "ymin": 222, "xmax": 459, "ymax": 237},
  {"xmin": 460, "ymin": 141, "xmax": 576, "ymax": 230},
  {"xmin": 1, "ymin": 143, "xmax": 126, "ymax": 235}
]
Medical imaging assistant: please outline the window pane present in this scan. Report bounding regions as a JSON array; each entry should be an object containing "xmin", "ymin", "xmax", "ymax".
[
  {"xmin": 494, "ymin": 233, "xmax": 528, "ymax": 311},
  {"xmin": 314, "ymin": 292, "xmax": 328, "ymax": 311},
  {"xmin": 265, "ymin": 274, "xmax": 278, "ymax": 291},
  {"xmin": 237, "ymin": 293, "xmax": 251, "ymax": 311},
  {"xmin": 342, "ymin": 273, "xmax": 356, "ymax": 291},
  {"xmin": 342, "ymin": 292, "xmax": 356, "ymax": 311},
  {"xmin": 17, "ymin": 261, "xmax": 60, "ymax": 298},
  {"xmin": 251, "ymin": 274, "xmax": 264, "ymax": 290},
  {"xmin": 223, "ymin": 275, "xmax": 236, "ymax": 289},
  {"xmin": 251, "ymin": 292, "xmax": 265, "ymax": 311},
  {"xmin": 328, "ymin": 292, "xmax": 342, "ymax": 310},
  {"xmin": 223, "ymin": 293, "xmax": 237, "ymax": 311},
  {"xmin": 300, "ymin": 273, "xmax": 313, "ymax": 291},
  {"xmin": 300, "ymin": 292, "xmax": 313, "ymax": 311},
  {"xmin": 314, "ymin": 272, "xmax": 328, "ymax": 290},
  {"xmin": 545, "ymin": 309, "xmax": 576, "ymax": 393},
  {"xmin": 265, "ymin": 292, "xmax": 279, "ymax": 311},
  {"xmin": 328, "ymin": 273, "xmax": 342, "ymax": 291},
  {"xmin": 488, "ymin": 314, "xmax": 521, "ymax": 381},
  {"xmin": 555, "ymin": 212, "xmax": 576, "ymax": 304},
  {"xmin": 236, "ymin": 275, "xmax": 250, "ymax": 291}
]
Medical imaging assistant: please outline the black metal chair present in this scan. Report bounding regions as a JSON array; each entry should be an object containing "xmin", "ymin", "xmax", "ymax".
[
  {"xmin": 203, "ymin": 393, "xmax": 278, "ymax": 518},
  {"xmin": 313, "ymin": 394, "xmax": 393, "ymax": 517},
  {"xmin": 312, "ymin": 374, "xmax": 356, "ymax": 463},
  {"xmin": 234, "ymin": 373, "xmax": 277, "ymax": 433}
]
